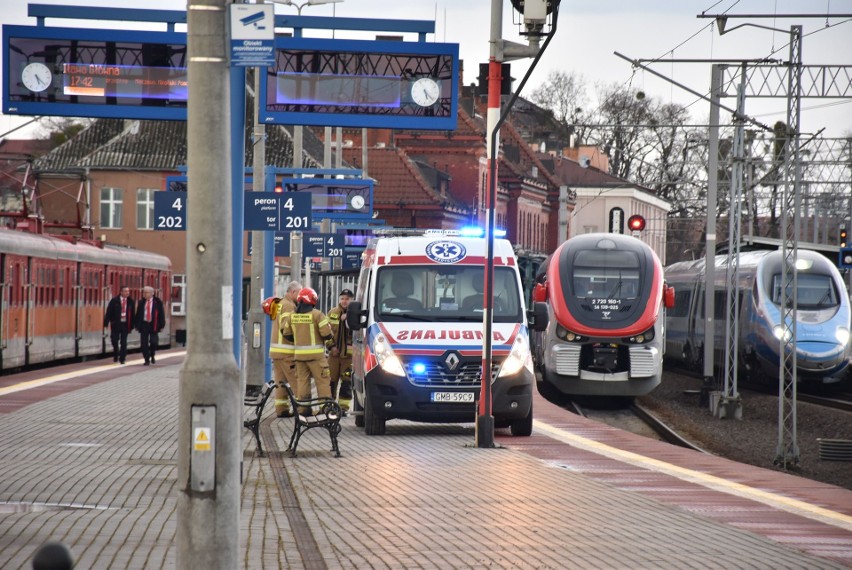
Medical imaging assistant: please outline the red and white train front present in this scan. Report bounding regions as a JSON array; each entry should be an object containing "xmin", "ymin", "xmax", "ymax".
[{"xmin": 532, "ymin": 233, "xmax": 672, "ymax": 397}]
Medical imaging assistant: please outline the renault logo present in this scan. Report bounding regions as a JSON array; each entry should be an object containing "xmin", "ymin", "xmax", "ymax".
[{"xmin": 444, "ymin": 352, "xmax": 460, "ymax": 371}]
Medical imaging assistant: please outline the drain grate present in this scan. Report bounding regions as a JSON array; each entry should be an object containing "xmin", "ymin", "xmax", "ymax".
[{"xmin": 817, "ymin": 438, "xmax": 852, "ymax": 461}]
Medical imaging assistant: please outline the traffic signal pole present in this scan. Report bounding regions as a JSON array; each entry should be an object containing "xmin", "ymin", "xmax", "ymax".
[{"xmin": 179, "ymin": 1, "xmax": 241, "ymax": 566}]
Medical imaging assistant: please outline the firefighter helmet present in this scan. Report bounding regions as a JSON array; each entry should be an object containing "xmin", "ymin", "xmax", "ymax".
[
  {"xmin": 296, "ymin": 287, "xmax": 318, "ymax": 306},
  {"xmin": 262, "ymin": 296, "xmax": 282, "ymax": 320}
]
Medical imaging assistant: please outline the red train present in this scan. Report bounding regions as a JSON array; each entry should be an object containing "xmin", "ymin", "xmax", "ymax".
[{"xmin": 1, "ymin": 228, "xmax": 171, "ymax": 372}]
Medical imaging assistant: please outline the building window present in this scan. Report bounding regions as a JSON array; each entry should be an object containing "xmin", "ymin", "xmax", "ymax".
[
  {"xmin": 136, "ymin": 188, "xmax": 156, "ymax": 230},
  {"xmin": 171, "ymin": 274, "xmax": 187, "ymax": 316},
  {"xmin": 100, "ymin": 187, "xmax": 123, "ymax": 229}
]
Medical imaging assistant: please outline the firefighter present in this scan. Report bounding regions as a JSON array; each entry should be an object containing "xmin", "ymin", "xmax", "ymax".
[
  {"xmin": 281, "ymin": 287, "xmax": 333, "ymax": 414},
  {"xmin": 327, "ymin": 288, "xmax": 354, "ymax": 413},
  {"xmin": 265, "ymin": 281, "xmax": 302, "ymax": 417}
]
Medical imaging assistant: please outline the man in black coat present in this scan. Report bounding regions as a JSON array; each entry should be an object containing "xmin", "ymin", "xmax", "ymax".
[
  {"xmin": 135, "ymin": 286, "xmax": 166, "ymax": 366},
  {"xmin": 103, "ymin": 285, "xmax": 135, "ymax": 364}
]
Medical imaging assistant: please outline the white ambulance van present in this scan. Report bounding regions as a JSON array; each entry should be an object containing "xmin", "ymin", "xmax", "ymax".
[{"xmin": 346, "ymin": 231, "xmax": 534, "ymax": 436}]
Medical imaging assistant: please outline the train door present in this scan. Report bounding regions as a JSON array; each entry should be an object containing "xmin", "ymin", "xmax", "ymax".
[
  {"xmin": 77, "ymin": 263, "xmax": 105, "ymax": 357},
  {"xmin": 1, "ymin": 254, "xmax": 28, "ymax": 369},
  {"xmin": 28, "ymin": 257, "xmax": 55, "ymax": 364},
  {"xmin": 158, "ymin": 271, "xmax": 171, "ymax": 343},
  {"xmin": 52, "ymin": 262, "xmax": 75, "ymax": 360},
  {"xmin": 689, "ymin": 284, "xmax": 706, "ymax": 370}
]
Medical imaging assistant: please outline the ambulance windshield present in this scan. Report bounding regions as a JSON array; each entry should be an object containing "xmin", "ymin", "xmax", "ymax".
[{"xmin": 376, "ymin": 266, "xmax": 522, "ymax": 322}]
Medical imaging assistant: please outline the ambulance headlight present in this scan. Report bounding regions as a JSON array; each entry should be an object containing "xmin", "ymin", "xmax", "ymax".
[
  {"xmin": 498, "ymin": 335, "xmax": 533, "ymax": 378},
  {"xmin": 835, "ymin": 327, "xmax": 850, "ymax": 346},
  {"xmin": 373, "ymin": 333, "xmax": 406, "ymax": 377}
]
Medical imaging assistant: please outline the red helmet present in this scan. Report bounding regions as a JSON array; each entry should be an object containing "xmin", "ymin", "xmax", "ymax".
[
  {"xmin": 262, "ymin": 297, "xmax": 281, "ymax": 319},
  {"xmin": 296, "ymin": 287, "xmax": 318, "ymax": 306}
]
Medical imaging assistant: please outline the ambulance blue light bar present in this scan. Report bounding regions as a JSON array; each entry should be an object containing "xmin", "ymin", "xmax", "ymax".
[{"xmin": 458, "ymin": 226, "xmax": 507, "ymax": 238}]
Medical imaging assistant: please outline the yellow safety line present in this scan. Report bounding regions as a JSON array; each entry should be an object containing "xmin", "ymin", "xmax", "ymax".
[
  {"xmin": 533, "ymin": 419, "xmax": 852, "ymax": 533},
  {"xmin": 0, "ymin": 351, "xmax": 187, "ymax": 397}
]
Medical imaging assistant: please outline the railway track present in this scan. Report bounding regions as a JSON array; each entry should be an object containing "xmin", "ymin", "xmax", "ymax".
[{"xmin": 567, "ymin": 398, "xmax": 709, "ymax": 454}]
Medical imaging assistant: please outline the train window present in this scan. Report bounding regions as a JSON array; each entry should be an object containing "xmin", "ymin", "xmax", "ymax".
[
  {"xmin": 670, "ymin": 290, "xmax": 691, "ymax": 318},
  {"xmin": 771, "ymin": 273, "xmax": 839, "ymax": 308},
  {"xmin": 714, "ymin": 291, "xmax": 727, "ymax": 320}
]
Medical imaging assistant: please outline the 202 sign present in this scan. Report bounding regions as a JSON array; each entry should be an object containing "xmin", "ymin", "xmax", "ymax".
[{"xmin": 154, "ymin": 193, "xmax": 187, "ymax": 231}]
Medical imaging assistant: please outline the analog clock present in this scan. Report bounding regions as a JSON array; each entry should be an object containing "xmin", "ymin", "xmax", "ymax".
[
  {"xmin": 350, "ymin": 195, "xmax": 366, "ymax": 210},
  {"xmin": 410, "ymin": 77, "xmax": 440, "ymax": 107},
  {"xmin": 21, "ymin": 62, "xmax": 52, "ymax": 93}
]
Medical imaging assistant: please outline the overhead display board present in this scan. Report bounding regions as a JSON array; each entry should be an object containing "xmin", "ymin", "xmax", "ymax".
[
  {"xmin": 278, "ymin": 178, "xmax": 373, "ymax": 220},
  {"xmin": 3, "ymin": 25, "xmax": 187, "ymax": 120},
  {"xmin": 260, "ymin": 37, "xmax": 458, "ymax": 130}
]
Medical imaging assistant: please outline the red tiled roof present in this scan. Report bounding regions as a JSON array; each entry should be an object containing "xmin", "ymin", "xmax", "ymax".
[{"xmin": 343, "ymin": 146, "xmax": 467, "ymax": 213}]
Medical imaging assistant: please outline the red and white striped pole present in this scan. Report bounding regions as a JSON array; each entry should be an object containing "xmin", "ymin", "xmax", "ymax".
[{"xmin": 476, "ymin": 0, "xmax": 504, "ymax": 448}]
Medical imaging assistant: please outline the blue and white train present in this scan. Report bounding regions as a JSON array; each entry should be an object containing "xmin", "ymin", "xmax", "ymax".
[{"xmin": 665, "ymin": 249, "xmax": 851, "ymax": 383}]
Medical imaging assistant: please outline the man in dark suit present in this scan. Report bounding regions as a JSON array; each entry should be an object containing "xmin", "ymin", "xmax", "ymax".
[
  {"xmin": 135, "ymin": 286, "xmax": 166, "ymax": 366},
  {"xmin": 104, "ymin": 285, "xmax": 135, "ymax": 364}
]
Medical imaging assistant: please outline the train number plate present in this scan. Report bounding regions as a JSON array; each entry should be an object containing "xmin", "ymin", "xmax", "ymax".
[{"xmin": 431, "ymin": 391, "xmax": 475, "ymax": 403}]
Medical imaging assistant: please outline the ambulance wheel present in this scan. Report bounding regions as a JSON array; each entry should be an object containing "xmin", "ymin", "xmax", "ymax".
[
  {"xmin": 353, "ymin": 391, "xmax": 365, "ymax": 428},
  {"xmin": 364, "ymin": 394, "xmax": 386, "ymax": 436},
  {"xmin": 510, "ymin": 403, "xmax": 533, "ymax": 437}
]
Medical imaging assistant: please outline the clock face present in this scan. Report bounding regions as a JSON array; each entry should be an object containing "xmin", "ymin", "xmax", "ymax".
[
  {"xmin": 411, "ymin": 77, "xmax": 440, "ymax": 107},
  {"xmin": 21, "ymin": 62, "xmax": 52, "ymax": 93},
  {"xmin": 350, "ymin": 195, "xmax": 366, "ymax": 210}
]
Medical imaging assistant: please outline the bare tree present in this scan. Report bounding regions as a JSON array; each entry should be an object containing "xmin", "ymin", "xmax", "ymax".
[{"xmin": 529, "ymin": 70, "xmax": 591, "ymax": 144}]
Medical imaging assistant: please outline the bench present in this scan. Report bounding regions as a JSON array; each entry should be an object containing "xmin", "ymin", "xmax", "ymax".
[
  {"xmin": 281, "ymin": 382, "xmax": 342, "ymax": 458},
  {"xmin": 243, "ymin": 381, "xmax": 275, "ymax": 456}
]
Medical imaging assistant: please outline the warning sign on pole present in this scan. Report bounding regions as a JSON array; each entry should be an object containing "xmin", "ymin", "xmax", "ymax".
[{"xmin": 194, "ymin": 427, "xmax": 212, "ymax": 451}]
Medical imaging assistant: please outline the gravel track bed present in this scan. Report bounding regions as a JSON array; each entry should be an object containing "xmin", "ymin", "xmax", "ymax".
[{"xmin": 637, "ymin": 370, "xmax": 852, "ymax": 490}]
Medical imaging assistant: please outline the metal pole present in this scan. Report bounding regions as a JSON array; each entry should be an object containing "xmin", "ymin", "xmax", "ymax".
[
  {"xmin": 477, "ymin": 0, "xmax": 504, "ymax": 448},
  {"xmin": 291, "ymin": 126, "xmax": 304, "ymax": 284},
  {"xmin": 702, "ymin": 64, "xmax": 723, "ymax": 405},
  {"xmin": 179, "ymin": 0, "xmax": 240, "ymax": 566},
  {"xmin": 245, "ymin": 51, "xmax": 268, "ymax": 394},
  {"xmin": 230, "ymin": 71, "xmax": 246, "ymax": 364}
]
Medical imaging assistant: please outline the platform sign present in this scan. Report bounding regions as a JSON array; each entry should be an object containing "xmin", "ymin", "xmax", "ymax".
[
  {"xmin": 248, "ymin": 231, "xmax": 291, "ymax": 256},
  {"xmin": 260, "ymin": 37, "xmax": 458, "ymax": 130},
  {"xmin": 244, "ymin": 193, "xmax": 312, "ymax": 231},
  {"xmin": 229, "ymin": 4, "xmax": 274, "ymax": 67},
  {"xmin": 278, "ymin": 178, "xmax": 373, "ymax": 220},
  {"xmin": 3, "ymin": 25, "xmax": 187, "ymax": 120},
  {"xmin": 343, "ymin": 250, "xmax": 363, "ymax": 270},
  {"xmin": 303, "ymin": 233, "xmax": 344, "ymax": 258},
  {"xmin": 154, "ymin": 191, "xmax": 187, "ymax": 231}
]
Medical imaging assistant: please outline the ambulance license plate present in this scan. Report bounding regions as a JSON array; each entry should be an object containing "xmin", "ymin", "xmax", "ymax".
[{"xmin": 431, "ymin": 391, "xmax": 474, "ymax": 403}]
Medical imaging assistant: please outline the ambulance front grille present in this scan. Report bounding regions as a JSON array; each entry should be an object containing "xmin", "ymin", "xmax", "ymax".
[{"xmin": 405, "ymin": 361, "xmax": 501, "ymax": 387}]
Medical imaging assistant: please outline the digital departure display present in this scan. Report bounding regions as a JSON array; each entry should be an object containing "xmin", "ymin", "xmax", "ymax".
[
  {"xmin": 3, "ymin": 26, "xmax": 187, "ymax": 120},
  {"xmin": 278, "ymin": 179, "xmax": 373, "ymax": 219},
  {"xmin": 62, "ymin": 64, "xmax": 187, "ymax": 100},
  {"xmin": 276, "ymin": 73, "xmax": 400, "ymax": 108}
]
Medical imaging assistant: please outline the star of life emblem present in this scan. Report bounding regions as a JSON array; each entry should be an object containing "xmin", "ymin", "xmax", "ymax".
[{"xmin": 425, "ymin": 240, "xmax": 467, "ymax": 264}]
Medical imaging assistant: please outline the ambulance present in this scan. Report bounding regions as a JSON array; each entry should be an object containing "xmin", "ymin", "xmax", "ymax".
[{"xmin": 346, "ymin": 231, "xmax": 534, "ymax": 436}]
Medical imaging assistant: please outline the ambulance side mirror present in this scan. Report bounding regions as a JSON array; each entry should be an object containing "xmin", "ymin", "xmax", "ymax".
[
  {"xmin": 346, "ymin": 301, "xmax": 365, "ymax": 330},
  {"xmin": 528, "ymin": 302, "xmax": 549, "ymax": 332}
]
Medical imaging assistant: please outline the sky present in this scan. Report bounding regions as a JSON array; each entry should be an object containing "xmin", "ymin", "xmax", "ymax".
[{"xmin": 2, "ymin": 0, "xmax": 851, "ymax": 140}]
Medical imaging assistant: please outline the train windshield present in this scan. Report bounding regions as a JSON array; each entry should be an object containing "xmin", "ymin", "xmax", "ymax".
[
  {"xmin": 375, "ymin": 265, "xmax": 522, "ymax": 322},
  {"xmin": 770, "ymin": 273, "xmax": 839, "ymax": 309},
  {"xmin": 572, "ymin": 250, "xmax": 640, "ymax": 302}
]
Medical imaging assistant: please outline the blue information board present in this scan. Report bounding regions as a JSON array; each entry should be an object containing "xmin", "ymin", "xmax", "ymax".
[
  {"xmin": 153, "ymin": 191, "xmax": 187, "ymax": 230},
  {"xmin": 244, "ymin": 193, "xmax": 312, "ymax": 231},
  {"xmin": 278, "ymin": 178, "xmax": 373, "ymax": 221},
  {"xmin": 303, "ymin": 233, "xmax": 344, "ymax": 258},
  {"xmin": 260, "ymin": 37, "xmax": 458, "ymax": 130},
  {"xmin": 248, "ymin": 231, "xmax": 291, "ymax": 256},
  {"xmin": 343, "ymin": 250, "xmax": 363, "ymax": 270},
  {"xmin": 3, "ymin": 25, "xmax": 188, "ymax": 120}
]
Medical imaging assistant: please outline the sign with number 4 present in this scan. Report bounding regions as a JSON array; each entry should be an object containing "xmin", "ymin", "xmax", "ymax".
[{"xmin": 154, "ymin": 192, "xmax": 187, "ymax": 231}]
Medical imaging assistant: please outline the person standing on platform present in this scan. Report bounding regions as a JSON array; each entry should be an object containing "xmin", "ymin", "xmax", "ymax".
[
  {"xmin": 282, "ymin": 287, "xmax": 333, "ymax": 414},
  {"xmin": 135, "ymin": 286, "xmax": 165, "ymax": 366},
  {"xmin": 327, "ymin": 288, "xmax": 354, "ymax": 413},
  {"xmin": 266, "ymin": 280, "xmax": 301, "ymax": 417},
  {"xmin": 104, "ymin": 285, "xmax": 135, "ymax": 364}
]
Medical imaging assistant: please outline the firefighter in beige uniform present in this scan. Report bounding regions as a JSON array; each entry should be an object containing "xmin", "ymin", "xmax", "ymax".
[
  {"xmin": 327, "ymin": 288, "xmax": 354, "ymax": 412},
  {"xmin": 265, "ymin": 281, "xmax": 301, "ymax": 417},
  {"xmin": 282, "ymin": 287, "xmax": 333, "ymax": 413}
]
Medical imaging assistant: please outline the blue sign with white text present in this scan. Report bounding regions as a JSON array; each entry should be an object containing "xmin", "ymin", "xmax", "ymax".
[
  {"xmin": 229, "ymin": 4, "xmax": 275, "ymax": 67},
  {"xmin": 303, "ymin": 233, "xmax": 344, "ymax": 258},
  {"xmin": 154, "ymin": 191, "xmax": 187, "ymax": 230},
  {"xmin": 244, "ymin": 193, "xmax": 312, "ymax": 231}
]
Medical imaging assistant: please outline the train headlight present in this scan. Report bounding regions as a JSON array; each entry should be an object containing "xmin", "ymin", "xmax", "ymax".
[
  {"xmin": 625, "ymin": 328, "xmax": 654, "ymax": 344},
  {"xmin": 498, "ymin": 335, "xmax": 533, "ymax": 378},
  {"xmin": 556, "ymin": 325, "xmax": 583, "ymax": 342},
  {"xmin": 773, "ymin": 325, "xmax": 792, "ymax": 342},
  {"xmin": 373, "ymin": 333, "xmax": 406, "ymax": 377},
  {"xmin": 835, "ymin": 327, "xmax": 850, "ymax": 346}
]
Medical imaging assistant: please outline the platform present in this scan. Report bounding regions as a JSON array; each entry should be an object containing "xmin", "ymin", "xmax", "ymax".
[{"xmin": 0, "ymin": 353, "xmax": 850, "ymax": 569}]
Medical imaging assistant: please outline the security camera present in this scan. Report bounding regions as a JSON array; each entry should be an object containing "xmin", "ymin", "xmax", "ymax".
[{"xmin": 510, "ymin": 0, "xmax": 552, "ymax": 36}]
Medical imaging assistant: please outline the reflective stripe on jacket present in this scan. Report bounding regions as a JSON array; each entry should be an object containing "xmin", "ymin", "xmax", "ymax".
[
  {"xmin": 270, "ymin": 297, "xmax": 296, "ymax": 357},
  {"xmin": 283, "ymin": 309, "xmax": 332, "ymax": 361}
]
